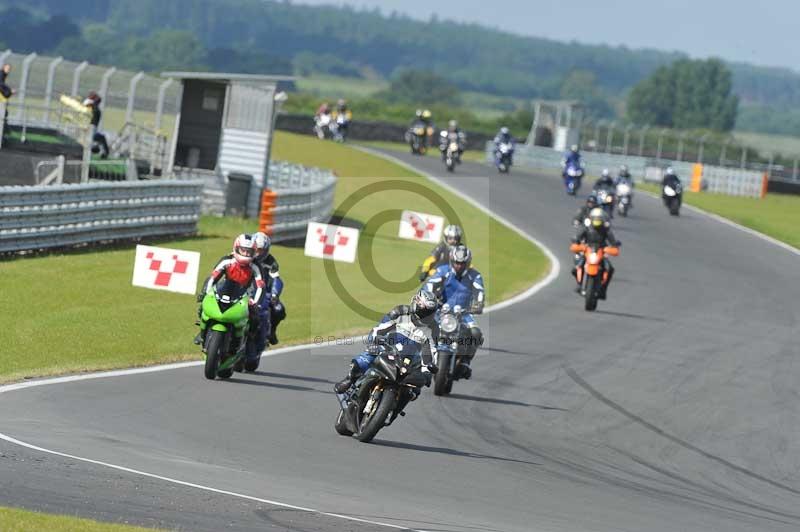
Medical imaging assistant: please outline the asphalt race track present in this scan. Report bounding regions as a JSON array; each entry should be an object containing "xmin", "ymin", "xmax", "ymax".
[{"xmin": 1, "ymin": 150, "xmax": 799, "ymax": 532}]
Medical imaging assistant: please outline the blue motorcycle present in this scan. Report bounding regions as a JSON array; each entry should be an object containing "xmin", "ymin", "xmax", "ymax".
[{"xmin": 563, "ymin": 162, "xmax": 584, "ymax": 195}]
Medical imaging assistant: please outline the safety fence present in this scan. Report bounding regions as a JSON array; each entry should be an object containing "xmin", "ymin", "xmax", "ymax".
[
  {"xmin": 488, "ymin": 143, "xmax": 765, "ymax": 197},
  {"xmin": 0, "ymin": 180, "xmax": 202, "ymax": 254},
  {"xmin": 258, "ymin": 167, "xmax": 338, "ymax": 243},
  {"xmin": 175, "ymin": 161, "xmax": 337, "ymax": 243}
]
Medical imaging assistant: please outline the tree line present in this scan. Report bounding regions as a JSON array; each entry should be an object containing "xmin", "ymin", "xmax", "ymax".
[{"xmin": 3, "ymin": 0, "xmax": 800, "ymax": 135}]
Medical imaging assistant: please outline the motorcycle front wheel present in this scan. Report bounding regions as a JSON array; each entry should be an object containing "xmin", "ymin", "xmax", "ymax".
[
  {"xmin": 355, "ymin": 384, "xmax": 397, "ymax": 443},
  {"xmin": 584, "ymin": 276, "xmax": 598, "ymax": 312},
  {"xmin": 433, "ymin": 352, "xmax": 452, "ymax": 396},
  {"xmin": 204, "ymin": 330, "xmax": 225, "ymax": 380}
]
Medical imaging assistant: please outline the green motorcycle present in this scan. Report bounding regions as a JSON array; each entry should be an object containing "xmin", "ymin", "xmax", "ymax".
[{"xmin": 198, "ymin": 279, "xmax": 251, "ymax": 380}]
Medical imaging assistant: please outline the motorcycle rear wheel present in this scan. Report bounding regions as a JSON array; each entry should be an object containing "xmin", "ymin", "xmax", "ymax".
[{"xmin": 335, "ymin": 409, "xmax": 353, "ymax": 436}]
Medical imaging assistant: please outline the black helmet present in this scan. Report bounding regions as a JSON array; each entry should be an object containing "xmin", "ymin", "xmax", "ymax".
[
  {"xmin": 411, "ymin": 288, "xmax": 438, "ymax": 323},
  {"xmin": 586, "ymin": 195, "xmax": 598, "ymax": 207}
]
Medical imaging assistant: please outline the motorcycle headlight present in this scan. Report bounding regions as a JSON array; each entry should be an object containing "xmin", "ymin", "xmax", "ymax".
[
  {"xmin": 588, "ymin": 252, "xmax": 600, "ymax": 265},
  {"xmin": 617, "ymin": 184, "xmax": 630, "ymax": 194},
  {"xmin": 664, "ymin": 186, "xmax": 676, "ymax": 197},
  {"xmin": 605, "ymin": 196, "xmax": 613, "ymax": 203},
  {"xmin": 440, "ymin": 314, "xmax": 458, "ymax": 333}
]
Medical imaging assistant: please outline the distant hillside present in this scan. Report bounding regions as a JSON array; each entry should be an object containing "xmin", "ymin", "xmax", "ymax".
[{"xmin": 7, "ymin": 0, "xmax": 800, "ymax": 134}]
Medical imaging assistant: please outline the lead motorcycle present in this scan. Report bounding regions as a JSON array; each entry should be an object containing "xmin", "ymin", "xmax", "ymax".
[
  {"xmin": 334, "ymin": 338, "xmax": 428, "ymax": 443},
  {"xmin": 432, "ymin": 304, "xmax": 471, "ymax": 396}
]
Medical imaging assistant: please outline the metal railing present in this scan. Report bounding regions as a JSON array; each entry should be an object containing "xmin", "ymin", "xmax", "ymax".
[
  {"xmin": 0, "ymin": 180, "xmax": 203, "ymax": 254},
  {"xmin": 493, "ymin": 142, "xmax": 766, "ymax": 198}
]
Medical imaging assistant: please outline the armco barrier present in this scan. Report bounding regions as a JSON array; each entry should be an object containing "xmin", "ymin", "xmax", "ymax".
[
  {"xmin": 176, "ymin": 160, "xmax": 337, "ymax": 225},
  {"xmin": 0, "ymin": 180, "xmax": 202, "ymax": 254},
  {"xmin": 259, "ymin": 167, "xmax": 337, "ymax": 243},
  {"xmin": 486, "ymin": 142, "xmax": 695, "ymax": 180},
  {"xmin": 645, "ymin": 165, "xmax": 767, "ymax": 198}
]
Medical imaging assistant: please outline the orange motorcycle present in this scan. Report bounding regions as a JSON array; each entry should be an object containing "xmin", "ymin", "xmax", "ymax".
[{"xmin": 570, "ymin": 242, "xmax": 619, "ymax": 311}]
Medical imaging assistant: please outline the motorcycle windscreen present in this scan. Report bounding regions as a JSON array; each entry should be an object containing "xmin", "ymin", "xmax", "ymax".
[{"xmin": 215, "ymin": 278, "xmax": 248, "ymax": 311}]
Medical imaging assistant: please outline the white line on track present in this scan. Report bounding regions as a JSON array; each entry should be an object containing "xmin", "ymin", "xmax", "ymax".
[{"xmin": 0, "ymin": 148, "xmax": 561, "ymax": 532}]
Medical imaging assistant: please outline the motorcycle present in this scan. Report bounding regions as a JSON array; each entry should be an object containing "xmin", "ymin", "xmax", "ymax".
[
  {"xmin": 334, "ymin": 338, "xmax": 428, "ymax": 443},
  {"xmin": 663, "ymin": 182, "xmax": 683, "ymax": 216},
  {"xmin": 495, "ymin": 142, "xmax": 514, "ymax": 174},
  {"xmin": 570, "ymin": 242, "xmax": 619, "ymax": 312},
  {"xmin": 198, "ymin": 279, "xmax": 252, "ymax": 380},
  {"xmin": 432, "ymin": 304, "xmax": 471, "ymax": 396},
  {"xmin": 441, "ymin": 131, "xmax": 462, "ymax": 172},
  {"xmin": 406, "ymin": 124, "xmax": 429, "ymax": 155},
  {"xmin": 594, "ymin": 186, "xmax": 616, "ymax": 218},
  {"xmin": 616, "ymin": 181, "xmax": 633, "ymax": 217},
  {"xmin": 313, "ymin": 113, "xmax": 333, "ymax": 140},
  {"xmin": 563, "ymin": 163, "xmax": 584, "ymax": 195}
]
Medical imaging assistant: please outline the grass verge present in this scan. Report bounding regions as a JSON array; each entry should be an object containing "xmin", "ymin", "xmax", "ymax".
[
  {"xmin": 639, "ymin": 183, "xmax": 800, "ymax": 249},
  {"xmin": 0, "ymin": 131, "xmax": 548, "ymax": 383},
  {"xmin": 0, "ymin": 507, "xmax": 166, "ymax": 532}
]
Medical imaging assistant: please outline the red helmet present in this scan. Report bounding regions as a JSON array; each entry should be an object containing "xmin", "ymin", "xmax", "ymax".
[{"xmin": 232, "ymin": 233, "xmax": 256, "ymax": 265}]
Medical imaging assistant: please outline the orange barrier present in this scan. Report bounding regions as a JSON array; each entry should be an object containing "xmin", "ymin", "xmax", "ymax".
[
  {"xmin": 259, "ymin": 189, "xmax": 278, "ymax": 235},
  {"xmin": 760, "ymin": 172, "xmax": 769, "ymax": 198},
  {"xmin": 690, "ymin": 163, "xmax": 703, "ymax": 193}
]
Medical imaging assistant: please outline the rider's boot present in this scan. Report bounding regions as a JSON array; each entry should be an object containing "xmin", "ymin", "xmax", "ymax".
[{"xmin": 334, "ymin": 363, "xmax": 362, "ymax": 394}]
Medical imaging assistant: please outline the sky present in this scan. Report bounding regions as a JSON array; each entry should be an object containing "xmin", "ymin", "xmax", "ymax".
[{"xmin": 294, "ymin": 0, "xmax": 797, "ymax": 72}]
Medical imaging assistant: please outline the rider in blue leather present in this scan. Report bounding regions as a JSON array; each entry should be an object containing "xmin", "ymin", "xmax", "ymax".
[{"xmin": 425, "ymin": 245, "xmax": 485, "ymax": 380}]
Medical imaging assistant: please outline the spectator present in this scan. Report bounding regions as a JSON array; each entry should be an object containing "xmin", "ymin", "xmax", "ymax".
[
  {"xmin": 83, "ymin": 91, "xmax": 109, "ymax": 159},
  {"xmin": 0, "ymin": 64, "xmax": 13, "ymax": 99},
  {"xmin": 0, "ymin": 64, "xmax": 13, "ymax": 141}
]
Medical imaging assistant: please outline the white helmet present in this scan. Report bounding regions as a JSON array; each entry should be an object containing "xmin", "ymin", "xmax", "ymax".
[
  {"xmin": 252, "ymin": 231, "xmax": 271, "ymax": 260},
  {"xmin": 232, "ymin": 233, "xmax": 257, "ymax": 265},
  {"xmin": 443, "ymin": 224, "xmax": 463, "ymax": 246}
]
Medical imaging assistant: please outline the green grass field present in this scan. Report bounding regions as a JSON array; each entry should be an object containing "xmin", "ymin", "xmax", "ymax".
[
  {"xmin": 0, "ymin": 507, "xmax": 167, "ymax": 532},
  {"xmin": 639, "ymin": 183, "xmax": 800, "ymax": 249},
  {"xmin": 0, "ymin": 131, "xmax": 548, "ymax": 383}
]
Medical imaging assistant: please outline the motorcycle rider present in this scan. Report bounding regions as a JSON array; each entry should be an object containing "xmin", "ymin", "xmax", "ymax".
[
  {"xmin": 616, "ymin": 165, "xmax": 633, "ymax": 186},
  {"xmin": 661, "ymin": 166, "xmax": 682, "ymax": 205},
  {"xmin": 333, "ymin": 289, "xmax": 440, "ymax": 393},
  {"xmin": 573, "ymin": 195, "xmax": 598, "ymax": 228},
  {"xmin": 425, "ymin": 245, "xmax": 485, "ymax": 380},
  {"xmin": 572, "ymin": 208, "xmax": 620, "ymax": 299},
  {"xmin": 314, "ymin": 101, "xmax": 332, "ymax": 139},
  {"xmin": 440, "ymin": 119, "xmax": 466, "ymax": 160},
  {"xmin": 252, "ymin": 232, "xmax": 285, "ymax": 348},
  {"xmin": 194, "ymin": 234, "xmax": 265, "ymax": 346},
  {"xmin": 593, "ymin": 168, "xmax": 615, "ymax": 190},
  {"xmin": 419, "ymin": 224, "xmax": 464, "ymax": 281},
  {"xmin": 493, "ymin": 126, "xmax": 515, "ymax": 166}
]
